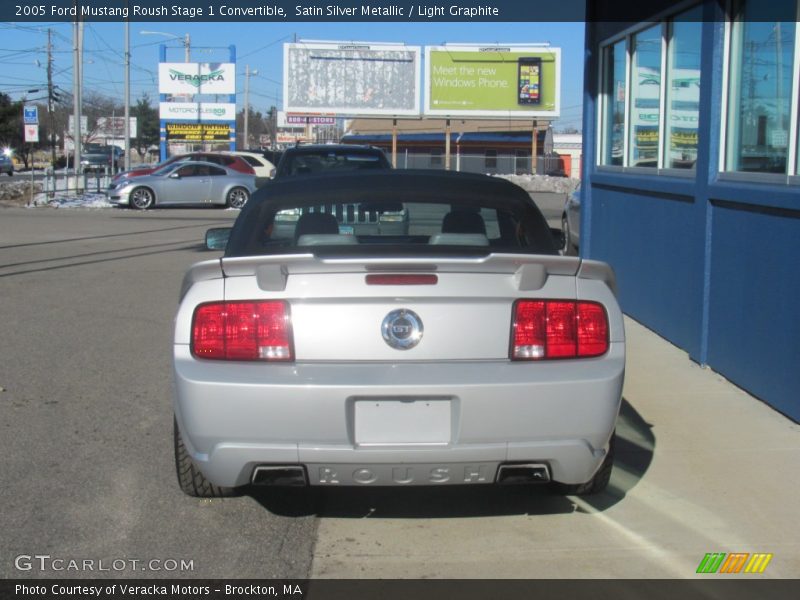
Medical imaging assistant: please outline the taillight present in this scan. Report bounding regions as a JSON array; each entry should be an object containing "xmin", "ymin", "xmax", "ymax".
[
  {"xmin": 511, "ymin": 300, "xmax": 608, "ymax": 360},
  {"xmin": 191, "ymin": 301, "xmax": 293, "ymax": 361}
]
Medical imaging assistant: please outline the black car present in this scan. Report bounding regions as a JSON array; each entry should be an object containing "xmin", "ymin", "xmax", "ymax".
[
  {"xmin": 80, "ymin": 144, "xmax": 123, "ymax": 173},
  {"xmin": 273, "ymin": 144, "xmax": 391, "ymax": 178}
]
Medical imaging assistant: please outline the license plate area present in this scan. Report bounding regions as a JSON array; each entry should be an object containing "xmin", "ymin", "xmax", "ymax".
[{"xmin": 354, "ymin": 397, "xmax": 452, "ymax": 446}]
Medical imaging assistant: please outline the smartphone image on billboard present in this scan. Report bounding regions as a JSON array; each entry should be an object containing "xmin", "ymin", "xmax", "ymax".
[{"xmin": 517, "ymin": 57, "xmax": 542, "ymax": 105}]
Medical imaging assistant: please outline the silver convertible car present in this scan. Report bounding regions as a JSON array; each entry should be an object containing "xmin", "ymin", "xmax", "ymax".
[
  {"xmin": 107, "ymin": 161, "xmax": 256, "ymax": 210},
  {"xmin": 173, "ymin": 170, "xmax": 624, "ymax": 497}
]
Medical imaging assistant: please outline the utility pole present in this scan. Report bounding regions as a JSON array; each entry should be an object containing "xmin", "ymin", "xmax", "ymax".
[
  {"xmin": 47, "ymin": 28, "xmax": 56, "ymax": 168},
  {"xmin": 244, "ymin": 64, "xmax": 251, "ymax": 150}
]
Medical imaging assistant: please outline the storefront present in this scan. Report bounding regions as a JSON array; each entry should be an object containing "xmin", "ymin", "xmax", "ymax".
[{"xmin": 584, "ymin": 0, "xmax": 800, "ymax": 420}]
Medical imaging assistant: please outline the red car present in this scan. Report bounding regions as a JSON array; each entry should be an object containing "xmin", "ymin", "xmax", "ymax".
[{"xmin": 112, "ymin": 152, "xmax": 255, "ymax": 184}]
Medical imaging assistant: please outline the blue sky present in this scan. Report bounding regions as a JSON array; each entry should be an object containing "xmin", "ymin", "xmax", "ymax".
[{"xmin": 0, "ymin": 21, "xmax": 585, "ymax": 129}]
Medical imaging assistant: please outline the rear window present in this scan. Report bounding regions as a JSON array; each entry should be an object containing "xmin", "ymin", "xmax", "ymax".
[
  {"xmin": 280, "ymin": 150, "xmax": 388, "ymax": 176},
  {"xmin": 225, "ymin": 173, "xmax": 556, "ymax": 258},
  {"xmin": 241, "ymin": 156, "xmax": 263, "ymax": 167}
]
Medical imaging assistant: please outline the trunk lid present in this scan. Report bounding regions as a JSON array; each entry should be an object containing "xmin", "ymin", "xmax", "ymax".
[{"xmin": 215, "ymin": 254, "xmax": 610, "ymax": 362}]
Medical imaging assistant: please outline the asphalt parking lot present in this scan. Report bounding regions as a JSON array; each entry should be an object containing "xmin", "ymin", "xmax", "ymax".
[{"xmin": 1, "ymin": 206, "xmax": 798, "ymax": 580}]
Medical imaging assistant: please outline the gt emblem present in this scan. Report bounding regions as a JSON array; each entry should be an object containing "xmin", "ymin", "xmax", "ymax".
[{"xmin": 381, "ymin": 309, "xmax": 423, "ymax": 350}]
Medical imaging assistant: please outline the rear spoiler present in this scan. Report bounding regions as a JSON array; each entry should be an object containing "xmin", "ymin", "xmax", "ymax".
[{"xmin": 176, "ymin": 254, "xmax": 618, "ymax": 296}]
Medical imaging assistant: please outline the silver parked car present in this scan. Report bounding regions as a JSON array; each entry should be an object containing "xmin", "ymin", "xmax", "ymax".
[
  {"xmin": 562, "ymin": 183, "xmax": 581, "ymax": 256},
  {"xmin": 107, "ymin": 161, "xmax": 256, "ymax": 210},
  {"xmin": 173, "ymin": 170, "xmax": 624, "ymax": 497}
]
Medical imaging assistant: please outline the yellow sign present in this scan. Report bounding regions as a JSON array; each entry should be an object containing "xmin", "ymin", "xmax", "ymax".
[{"xmin": 166, "ymin": 123, "xmax": 232, "ymax": 142}]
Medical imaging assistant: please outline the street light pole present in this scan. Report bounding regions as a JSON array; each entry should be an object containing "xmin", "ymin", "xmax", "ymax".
[
  {"xmin": 243, "ymin": 65, "xmax": 258, "ymax": 150},
  {"xmin": 141, "ymin": 30, "xmax": 190, "ymax": 62},
  {"xmin": 72, "ymin": 18, "xmax": 83, "ymax": 186}
]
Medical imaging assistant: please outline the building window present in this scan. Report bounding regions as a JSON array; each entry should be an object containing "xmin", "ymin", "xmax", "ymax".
[
  {"xmin": 485, "ymin": 149, "xmax": 497, "ymax": 170},
  {"xmin": 665, "ymin": 6, "xmax": 703, "ymax": 169},
  {"xmin": 430, "ymin": 148, "xmax": 443, "ymax": 167},
  {"xmin": 725, "ymin": 1, "xmax": 797, "ymax": 174},
  {"xmin": 629, "ymin": 25, "xmax": 663, "ymax": 168},
  {"xmin": 601, "ymin": 39, "xmax": 626, "ymax": 166}
]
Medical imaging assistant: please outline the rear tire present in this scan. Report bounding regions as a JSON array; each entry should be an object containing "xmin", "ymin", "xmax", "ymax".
[
  {"xmin": 226, "ymin": 187, "xmax": 249, "ymax": 209},
  {"xmin": 551, "ymin": 434, "xmax": 615, "ymax": 495},
  {"xmin": 130, "ymin": 186, "xmax": 155, "ymax": 210},
  {"xmin": 174, "ymin": 417, "xmax": 238, "ymax": 498}
]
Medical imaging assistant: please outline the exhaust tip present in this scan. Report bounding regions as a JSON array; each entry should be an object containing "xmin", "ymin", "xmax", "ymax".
[
  {"xmin": 251, "ymin": 465, "xmax": 308, "ymax": 487},
  {"xmin": 496, "ymin": 463, "xmax": 550, "ymax": 485}
]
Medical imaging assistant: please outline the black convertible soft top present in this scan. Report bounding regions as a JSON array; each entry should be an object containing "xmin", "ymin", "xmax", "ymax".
[{"xmin": 225, "ymin": 169, "xmax": 557, "ymax": 258}]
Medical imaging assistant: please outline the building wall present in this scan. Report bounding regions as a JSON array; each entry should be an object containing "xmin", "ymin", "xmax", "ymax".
[{"xmin": 584, "ymin": 1, "xmax": 800, "ymax": 421}]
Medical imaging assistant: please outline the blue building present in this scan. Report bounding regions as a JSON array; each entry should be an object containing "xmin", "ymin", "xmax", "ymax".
[{"xmin": 584, "ymin": 1, "xmax": 800, "ymax": 420}]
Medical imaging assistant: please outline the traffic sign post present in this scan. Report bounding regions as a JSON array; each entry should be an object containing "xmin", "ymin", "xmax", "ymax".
[
  {"xmin": 24, "ymin": 105, "xmax": 39, "ymax": 125},
  {"xmin": 23, "ymin": 106, "xmax": 40, "ymax": 205}
]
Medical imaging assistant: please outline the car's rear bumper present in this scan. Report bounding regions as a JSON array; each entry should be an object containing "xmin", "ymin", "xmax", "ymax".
[{"xmin": 173, "ymin": 344, "xmax": 624, "ymax": 487}]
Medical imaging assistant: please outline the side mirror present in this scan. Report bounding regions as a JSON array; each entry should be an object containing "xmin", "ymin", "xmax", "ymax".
[{"xmin": 205, "ymin": 227, "xmax": 231, "ymax": 250}]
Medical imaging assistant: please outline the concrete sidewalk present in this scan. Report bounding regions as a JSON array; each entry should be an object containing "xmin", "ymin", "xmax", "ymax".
[
  {"xmin": 310, "ymin": 316, "xmax": 800, "ymax": 578},
  {"xmin": 600, "ymin": 317, "xmax": 800, "ymax": 576}
]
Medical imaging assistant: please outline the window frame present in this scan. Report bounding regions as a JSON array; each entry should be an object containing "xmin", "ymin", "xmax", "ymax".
[
  {"xmin": 790, "ymin": 2, "xmax": 800, "ymax": 178},
  {"xmin": 627, "ymin": 23, "xmax": 666, "ymax": 169},
  {"xmin": 719, "ymin": 0, "xmax": 800, "ymax": 181},
  {"xmin": 597, "ymin": 37, "xmax": 630, "ymax": 169},
  {"xmin": 663, "ymin": 12, "xmax": 703, "ymax": 172},
  {"xmin": 597, "ymin": 5, "xmax": 704, "ymax": 177}
]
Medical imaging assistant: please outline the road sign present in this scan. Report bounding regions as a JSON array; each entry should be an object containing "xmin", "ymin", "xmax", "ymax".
[
  {"xmin": 286, "ymin": 115, "xmax": 336, "ymax": 125},
  {"xmin": 24, "ymin": 105, "xmax": 39, "ymax": 125},
  {"xmin": 24, "ymin": 124, "xmax": 39, "ymax": 143},
  {"xmin": 68, "ymin": 115, "xmax": 89, "ymax": 135}
]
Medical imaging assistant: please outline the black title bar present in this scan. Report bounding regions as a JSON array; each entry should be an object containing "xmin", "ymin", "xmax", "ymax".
[
  {"xmin": 4, "ymin": 579, "xmax": 800, "ymax": 600},
  {"xmin": 3, "ymin": 0, "xmax": 768, "ymax": 23}
]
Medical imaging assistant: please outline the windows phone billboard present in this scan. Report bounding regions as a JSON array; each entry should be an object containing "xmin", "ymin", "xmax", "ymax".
[{"xmin": 425, "ymin": 46, "xmax": 560, "ymax": 118}]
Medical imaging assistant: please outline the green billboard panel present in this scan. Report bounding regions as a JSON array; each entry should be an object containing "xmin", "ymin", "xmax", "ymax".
[{"xmin": 425, "ymin": 46, "xmax": 560, "ymax": 118}]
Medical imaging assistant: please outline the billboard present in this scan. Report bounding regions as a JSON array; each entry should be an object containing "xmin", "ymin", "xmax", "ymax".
[
  {"xmin": 158, "ymin": 63, "xmax": 236, "ymax": 95},
  {"xmin": 284, "ymin": 42, "xmax": 420, "ymax": 116},
  {"xmin": 160, "ymin": 102, "xmax": 237, "ymax": 122},
  {"xmin": 96, "ymin": 117, "xmax": 138, "ymax": 139},
  {"xmin": 424, "ymin": 46, "xmax": 560, "ymax": 118},
  {"xmin": 68, "ymin": 115, "xmax": 89, "ymax": 135}
]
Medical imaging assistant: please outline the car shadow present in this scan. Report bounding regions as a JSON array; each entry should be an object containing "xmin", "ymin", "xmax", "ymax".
[
  {"xmin": 574, "ymin": 398, "xmax": 656, "ymax": 513},
  {"xmin": 247, "ymin": 398, "xmax": 655, "ymax": 519}
]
